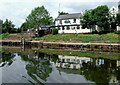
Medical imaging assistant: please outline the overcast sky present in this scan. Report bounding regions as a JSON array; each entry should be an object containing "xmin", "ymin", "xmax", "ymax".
[{"xmin": 0, "ymin": 0, "xmax": 120, "ymax": 28}]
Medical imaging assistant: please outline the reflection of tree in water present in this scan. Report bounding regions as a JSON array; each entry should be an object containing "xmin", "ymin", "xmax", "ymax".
[
  {"xmin": 0, "ymin": 49, "xmax": 15, "ymax": 67},
  {"xmin": 80, "ymin": 58, "xmax": 120, "ymax": 84},
  {"xmin": 20, "ymin": 52, "xmax": 58, "ymax": 84}
]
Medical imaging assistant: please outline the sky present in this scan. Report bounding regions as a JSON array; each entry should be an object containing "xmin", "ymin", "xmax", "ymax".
[{"xmin": 0, "ymin": 0, "xmax": 120, "ymax": 28}]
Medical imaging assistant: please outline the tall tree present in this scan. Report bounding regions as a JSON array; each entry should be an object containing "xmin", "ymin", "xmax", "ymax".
[
  {"xmin": 92, "ymin": 5, "xmax": 111, "ymax": 32},
  {"xmin": 2, "ymin": 19, "xmax": 15, "ymax": 33},
  {"xmin": 26, "ymin": 6, "xmax": 53, "ymax": 29},
  {"xmin": 80, "ymin": 5, "xmax": 111, "ymax": 33},
  {"xmin": 20, "ymin": 22, "xmax": 29, "ymax": 31},
  {"xmin": 116, "ymin": 13, "xmax": 120, "ymax": 26},
  {"xmin": 80, "ymin": 10, "xmax": 94, "ymax": 32}
]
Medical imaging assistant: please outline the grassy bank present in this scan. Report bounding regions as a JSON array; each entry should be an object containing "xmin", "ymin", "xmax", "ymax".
[
  {"xmin": 35, "ymin": 49, "xmax": 120, "ymax": 60},
  {"xmin": 2, "ymin": 33, "xmax": 35, "ymax": 40},
  {"xmin": 0, "ymin": 33, "xmax": 9, "ymax": 40},
  {"xmin": 33, "ymin": 33, "xmax": 119, "ymax": 43}
]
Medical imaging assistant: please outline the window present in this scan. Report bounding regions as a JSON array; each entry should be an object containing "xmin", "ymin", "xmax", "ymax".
[
  {"xmin": 113, "ymin": 8, "xmax": 114, "ymax": 11},
  {"xmin": 62, "ymin": 26, "xmax": 65, "ymax": 30},
  {"xmin": 73, "ymin": 19, "xmax": 76, "ymax": 23},
  {"xmin": 66, "ymin": 26, "xmax": 70, "ymax": 30},
  {"xmin": 77, "ymin": 26, "xmax": 80, "ymax": 29},
  {"xmin": 72, "ymin": 26, "xmax": 75, "ymax": 30},
  {"xmin": 60, "ymin": 20, "xmax": 62, "ymax": 24},
  {"xmin": 58, "ymin": 27, "xmax": 60, "ymax": 30},
  {"xmin": 67, "ymin": 59, "xmax": 70, "ymax": 62}
]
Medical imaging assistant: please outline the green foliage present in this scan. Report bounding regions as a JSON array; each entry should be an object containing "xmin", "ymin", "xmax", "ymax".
[
  {"xmin": 52, "ymin": 28, "xmax": 58, "ymax": 35},
  {"xmin": 80, "ymin": 10, "xmax": 94, "ymax": 29},
  {"xmin": 80, "ymin": 5, "xmax": 111, "ymax": 33},
  {"xmin": 35, "ymin": 49, "xmax": 120, "ymax": 60},
  {"xmin": 2, "ymin": 19, "xmax": 15, "ymax": 33},
  {"xmin": 118, "ymin": 5, "xmax": 120, "ymax": 10},
  {"xmin": 33, "ymin": 33, "xmax": 119, "ymax": 43},
  {"xmin": 20, "ymin": 22, "xmax": 29, "ymax": 31},
  {"xmin": 59, "ymin": 11, "xmax": 69, "ymax": 15},
  {"xmin": 26, "ymin": 6, "xmax": 53, "ymax": 29},
  {"xmin": 116, "ymin": 13, "xmax": 120, "ymax": 26},
  {"xmin": 0, "ymin": 33, "xmax": 9, "ymax": 39}
]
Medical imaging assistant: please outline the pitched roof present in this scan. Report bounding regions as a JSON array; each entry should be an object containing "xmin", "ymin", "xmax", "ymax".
[{"xmin": 56, "ymin": 13, "xmax": 82, "ymax": 20}]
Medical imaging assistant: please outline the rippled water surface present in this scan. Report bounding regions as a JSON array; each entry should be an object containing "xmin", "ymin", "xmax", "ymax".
[{"xmin": 0, "ymin": 47, "xmax": 120, "ymax": 84}]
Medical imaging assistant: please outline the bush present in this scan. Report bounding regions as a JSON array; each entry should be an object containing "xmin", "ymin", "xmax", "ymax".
[
  {"xmin": 52, "ymin": 28, "xmax": 58, "ymax": 35},
  {"xmin": 0, "ymin": 32, "xmax": 9, "ymax": 39}
]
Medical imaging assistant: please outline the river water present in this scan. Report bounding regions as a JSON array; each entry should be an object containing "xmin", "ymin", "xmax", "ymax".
[{"xmin": 0, "ymin": 46, "xmax": 120, "ymax": 84}]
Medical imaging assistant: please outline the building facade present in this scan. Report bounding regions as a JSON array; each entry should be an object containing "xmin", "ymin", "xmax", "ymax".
[
  {"xmin": 109, "ymin": 6, "xmax": 118, "ymax": 17},
  {"xmin": 55, "ymin": 13, "xmax": 91, "ymax": 34},
  {"xmin": 55, "ymin": 5, "xmax": 119, "ymax": 34}
]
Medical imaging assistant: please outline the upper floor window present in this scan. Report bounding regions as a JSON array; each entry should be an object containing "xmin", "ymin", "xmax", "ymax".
[
  {"xmin": 73, "ymin": 19, "xmax": 76, "ymax": 23},
  {"xmin": 60, "ymin": 20, "xmax": 62, "ymax": 24}
]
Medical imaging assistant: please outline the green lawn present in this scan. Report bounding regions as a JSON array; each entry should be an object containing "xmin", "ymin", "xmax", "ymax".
[
  {"xmin": 33, "ymin": 32, "xmax": 119, "ymax": 43},
  {"xmin": 35, "ymin": 49, "xmax": 120, "ymax": 60}
]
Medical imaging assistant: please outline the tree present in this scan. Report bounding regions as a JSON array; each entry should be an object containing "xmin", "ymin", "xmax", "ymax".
[
  {"xmin": 0, "ymin": 19, "xmax": 3, "ymax": 34},
  {"xmin": 80, "ymin": 5, "xmax": 111, "ymax": 33},
  {"xmin": 20, "ymin": 22, "xmax": 29, "ymax": 31},
  {"xmin": 59, "ymin": 11, "xmax": 69, "ymax": 15},
  {"xmin": 2, "ymin": 19, "xmax": 15, "ymax": 33},
  {"xmin": 80, "ymin": 10, "xmax": 94, "ymax": 32},
  {"xmin": 116, "ymin": 13, "xmax": 120, "ymax": 26},
  {"xmin": 92, "ymin": 5, "xmax": 111, "ymax": 32},
  {"xmin": 26, "ymin": 6, "xmax": 53, "ymax": 29}
]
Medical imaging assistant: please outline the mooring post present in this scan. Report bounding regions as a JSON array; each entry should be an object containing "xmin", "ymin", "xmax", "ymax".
[{"xmin": 21, "ymin": 38, "xmax": 25, "ymax": 45}]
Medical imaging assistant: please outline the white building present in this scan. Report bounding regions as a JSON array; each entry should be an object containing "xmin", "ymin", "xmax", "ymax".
[
  {"xmin": 55, "ymin": 6, "xmax": 120, "ymax": 34},
  {"xmin": 109, "ymin": 6, "xmax": 118, "ymax": 17},
  {"xmin": 56, "ymin": 55, "xmax": 91, "ymax": 69},
  {"xmin": 55, "ymin": 13, "xmax": 91, "ymax": 34}
]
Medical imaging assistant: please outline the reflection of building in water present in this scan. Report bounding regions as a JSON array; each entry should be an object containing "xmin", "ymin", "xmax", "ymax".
[
  {"xmin": 117, "ymin": 60, "xmax": 120, "ymax": 67},
  {"xmin": 56, "ymin": 55, "xmax": 91, "ymax": 69}
]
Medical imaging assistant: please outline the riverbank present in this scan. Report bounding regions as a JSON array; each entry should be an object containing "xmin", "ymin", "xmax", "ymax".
[
  {"xmin": 1, "ymin": 40, "xmax": 120, "ymax": 53},
  {"xmin": 33, "ymin": 32, "xmax": 120, "ymax": 43},
  {"xmin": 2, "ymin": 46, "xmax": 120, "ymax": 60}
]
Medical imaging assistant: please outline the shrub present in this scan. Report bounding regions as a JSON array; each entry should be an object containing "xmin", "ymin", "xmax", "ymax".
[{"xmin": 52, "ymin": 28, "xmax": 58, "ymax": 35}]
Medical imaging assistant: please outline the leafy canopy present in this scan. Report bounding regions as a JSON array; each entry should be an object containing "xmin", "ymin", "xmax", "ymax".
[
  {"xmin": 2, "ymin": 19, "xmax": 15, "ymax": 33},
  {"xmin": 59, "ymin": 11, "xmax": 69, "ymax": 15},
  {"xmin": 80, "ymin": 5, "xmax": 111, "ymax": 32},
  {"xmin": 116, "ymin": 13, "xmax": 120, "ymax": 26},
  {"xmin": 26, "ymin": 6, "xmax": 53, "ymax": 29}
]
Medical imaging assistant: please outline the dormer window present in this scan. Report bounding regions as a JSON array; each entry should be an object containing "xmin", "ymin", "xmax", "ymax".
[{"xmin": 73, "ymin": 19, "xmax": 76, "ymax": 23}]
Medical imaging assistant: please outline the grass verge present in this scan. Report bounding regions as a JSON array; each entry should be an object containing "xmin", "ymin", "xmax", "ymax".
[
  {"xmin": 35, "ymin": 49, "xmax": 120, "ymax": 60},
  {"xmin": 33, "ymin": 32, "xmax": 120, "ymax": 43}
]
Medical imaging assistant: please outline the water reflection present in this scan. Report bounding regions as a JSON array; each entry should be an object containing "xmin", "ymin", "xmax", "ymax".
[
  {"xmin": 56, "ymin": 55, "xmax": 120, "ymax": 83},
  {"xmin": 0, "ymin": 50, "xmax": 15, "ymax": 67},
  {"xmin": 1, "ymin": 48, "xmax": 120, "ymax": 84}
]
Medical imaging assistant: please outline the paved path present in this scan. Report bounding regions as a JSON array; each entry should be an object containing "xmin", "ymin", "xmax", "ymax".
[
  {"xmin": 31, "ymin": 41, "xmax": 120, "ymax": 46},
  {"xmin": 1, "ymin": 40, "xmax": 120, "ymax": 46}
]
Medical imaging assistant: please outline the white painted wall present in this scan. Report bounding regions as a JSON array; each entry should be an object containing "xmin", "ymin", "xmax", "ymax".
[
  {"xmin": 109, "ymin": 6, "xmax": 118, "ymax": 17},
  {"xmin": 117, "ymin": 26, "xmax": 120, "ymax": 31},
  {"xmin": 55, "ymin": 18, "xmax": 80, "ymax": 26},
  {"xmin": 58, "ymin": 25, "xmax": 91, "ymax": 33}
]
